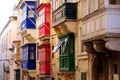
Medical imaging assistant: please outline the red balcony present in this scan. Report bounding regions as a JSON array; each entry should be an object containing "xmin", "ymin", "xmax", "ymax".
[
  {"xmin": 38, "ymin": 44, "xmax": 50, "ymax": 75},
  {"xmin": 37, "ymin": 4, "xmax": 51, "ymax": 27},
  {"xmin": 37, "ymin": 4, "xmax": 51, "ymax": 38}
]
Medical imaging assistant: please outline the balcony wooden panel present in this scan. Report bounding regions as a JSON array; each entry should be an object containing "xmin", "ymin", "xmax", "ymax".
[
  {"xmin": 38, "ymin": 24, "xmax": 50, "ymax": 38},
  {"xmin": 39, "ymin": 61, "xmax": 50, "ymax": 75}
]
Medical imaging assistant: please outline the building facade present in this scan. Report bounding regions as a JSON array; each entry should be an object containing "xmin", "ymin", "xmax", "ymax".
[
  {"xmin": 1, "ymin": 0, "xmax": 120, "ymax": 80},
  {"xmin": 80, "ymin": 0, "xmax": 120, "ymax": 80},
  {"xmin": 51, "ymin": 0, "xmax": 78, "ymax": 80},
  {"xmin": 0, "ymin": 10, "xmax": 19, "ymax": 80}
]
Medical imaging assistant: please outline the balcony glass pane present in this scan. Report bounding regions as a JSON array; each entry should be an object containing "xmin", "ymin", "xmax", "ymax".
[
  {"xmin": 21, "ymin": 6, "xmax": 26, "ymax": 23},
  {"xmin": 30, "ymin": 52, "xmax": 34, "ymax": 60},
  {"xmin": 28, "ymin": 10, "xmax": 34, "ymax": 17},
  {"xmin": 62, "ymin": 38, "xmax": 68, "ymax": 54}
]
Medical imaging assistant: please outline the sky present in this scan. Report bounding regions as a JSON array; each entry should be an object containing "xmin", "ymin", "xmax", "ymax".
[{"xmin": 0, "ymin": 0, "xmax": 17, "ymax": 33}]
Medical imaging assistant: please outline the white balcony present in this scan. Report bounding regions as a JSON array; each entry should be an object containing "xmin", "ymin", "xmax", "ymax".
[{"xmin": 81, "ymin": 8, "xmax": 120, "ymax": 41}]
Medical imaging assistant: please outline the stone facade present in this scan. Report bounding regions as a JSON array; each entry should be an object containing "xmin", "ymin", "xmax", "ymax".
[{"xmin": 1, "ymin": 0, "xmax": 120, "ymax": 80}]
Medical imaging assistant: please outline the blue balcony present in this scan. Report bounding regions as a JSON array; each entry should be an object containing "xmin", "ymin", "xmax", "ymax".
[
  {"xmin": 20, "ymin": 1, "xmax": 37, "ymax": 31},
  {"xmin": 21, "ymin": 43, "xmax": 36, "ymax": 70}
]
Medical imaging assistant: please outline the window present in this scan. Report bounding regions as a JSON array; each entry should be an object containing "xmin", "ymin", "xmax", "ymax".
[
  {"xmin": 53, "ymin": 33, "xmax": 75, "ymax": 71},
  {"xmin": 21, "ymin": 6, "xmax": 26, "ymax": 22},
  {"xmin": 52, "ymin": 0, "xmax": 77, "ymax": 11},
  {"xmin": 82, "ymin": 0, "xmax": 89, "ymax": 17},
  {"xmin": 114, "ymin": 64, "xmax": 118, "ymax": 74},
  {"xmin": 28, "ymin": 10, "xmax": 34, "ymax": 17},
  {"xmin": 28, "ymin": 5, "xmax": 34, "ymax": 9},
  {"xmin": 52, "ymin": 45, "xmax": 54, "ymax": 58},
  {"xmin": 30, "ymin": 46, "xmax": 35, "ymax": 60},
  {"xmin": 14, "ymin": 48, "xmax": 17, "ymax": 54},
  {"xmin": 46, "ymin": 13, "xmax": 50, "ymax": 22},
  {"xmin": 30, "ymin": 52, "xmax": 34, "ymax": 59},
  {"xmin": 70, "ymin": 38, "xmax": 74, "ymax": 53},
  {"xmin": 110, "ymin": 0, "xmax": 116, "ymax": 4},
  {"xmin": 39, "ymin": 11, "xmax": 45, "ymax": 25},
  {"xmin": 62, "ymin": 58, "xmax": 66, "ymax": 68},
  {"xmin": 22, "ymin": 47, "xmax": 28, "ymax": 61},
  {"xmin": 90, "ymin": 0, "xmax": 98, "ymax": 13},
  {"xmin": 82, "ymin": 0, "xmax": 105, "ymax": 17},
  {"xmin": 52, "ymin": 0, "xmax": 65, "ymax": 11},
  {"xmin": 37, "ymin": 43, "xmax": 39, "ymax": 60},
  {"xmin": 30, "ymin": 47, "xmax": 34, "ymax": 51},
  {"xmin": 14, "ymin": 69, "xmax": 20, "ymax": 80},
  {"xmin": 60, "ymin": 38, "xmax": 68, "ymax": 55},
  {"xmin": 109, "ymin": 0, "xmax": 120, "ymax": 5}
]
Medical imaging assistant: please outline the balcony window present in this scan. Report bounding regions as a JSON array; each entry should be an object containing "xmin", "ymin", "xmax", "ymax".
[
  {"xmin": 60, "ymin": 38, "xmax": 68, "ymax": 55},
  {"xmin": 21, "ymin": 6, "xmax": 26, "ymax": 23},
  {"xmin": 82, "ymin": 0, "xmax": 105, "ymax": 18},
  {"xmin": 39, "ymin": 12, "xmax": 45, "ymax": 26},
  {"xmin": 37, "ymin": 4, "xmax": 51, "ymax": 27},
  {"xmin": 30, "ymin": 52, "xmax": 34, "ymax": 59},
  {"xmin": 28, "ymin": 10, "xmax": 34, "ymax": 17},
  {"xmin": 52, "ymin": 33, "xmax": 75, "ymax": 71}
]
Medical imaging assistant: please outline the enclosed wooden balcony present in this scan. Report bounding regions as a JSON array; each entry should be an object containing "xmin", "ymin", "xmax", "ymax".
[
  {"xmin": 20, "ymin": 1, "xmax": 37, "ymax": 31},
  {"xmin": 21, "ymin": 43, "xmax": 36, "ymax": 70},
  {"xmin": 52, "ymin": 3, "xmax": 77, "ymax": 27},
  {"xmin": 52, "ymin": 33, "xmax": 75, "ymax": 71},
  {"xmin": 81, "ymin": 0, "xmax": 120, "ymax": 52},
  {"xmin": 38, "ymin": 44, "xmax": 50, "ymax": 75},
  {"xmin": 81, "ymin": 0, "xmax": 120, "ymax": 41},
  {"xmin": 37, "ymin": 4, "xmax": 51, "ymax": 38}
]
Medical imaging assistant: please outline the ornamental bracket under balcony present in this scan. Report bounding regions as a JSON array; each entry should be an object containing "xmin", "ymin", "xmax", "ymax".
[
  {"xmin": 104, "ymin": 38, "xmax": 120, "ymax": 52},
  {"xmin": 21, "ymin": 30, "xmax": 36, "ymax": 42}
]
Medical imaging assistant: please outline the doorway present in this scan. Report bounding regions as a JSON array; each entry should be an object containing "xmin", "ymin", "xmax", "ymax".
[{"xmin": 92, "ymin": 55, "xmax": 107, "ymax": 80}]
